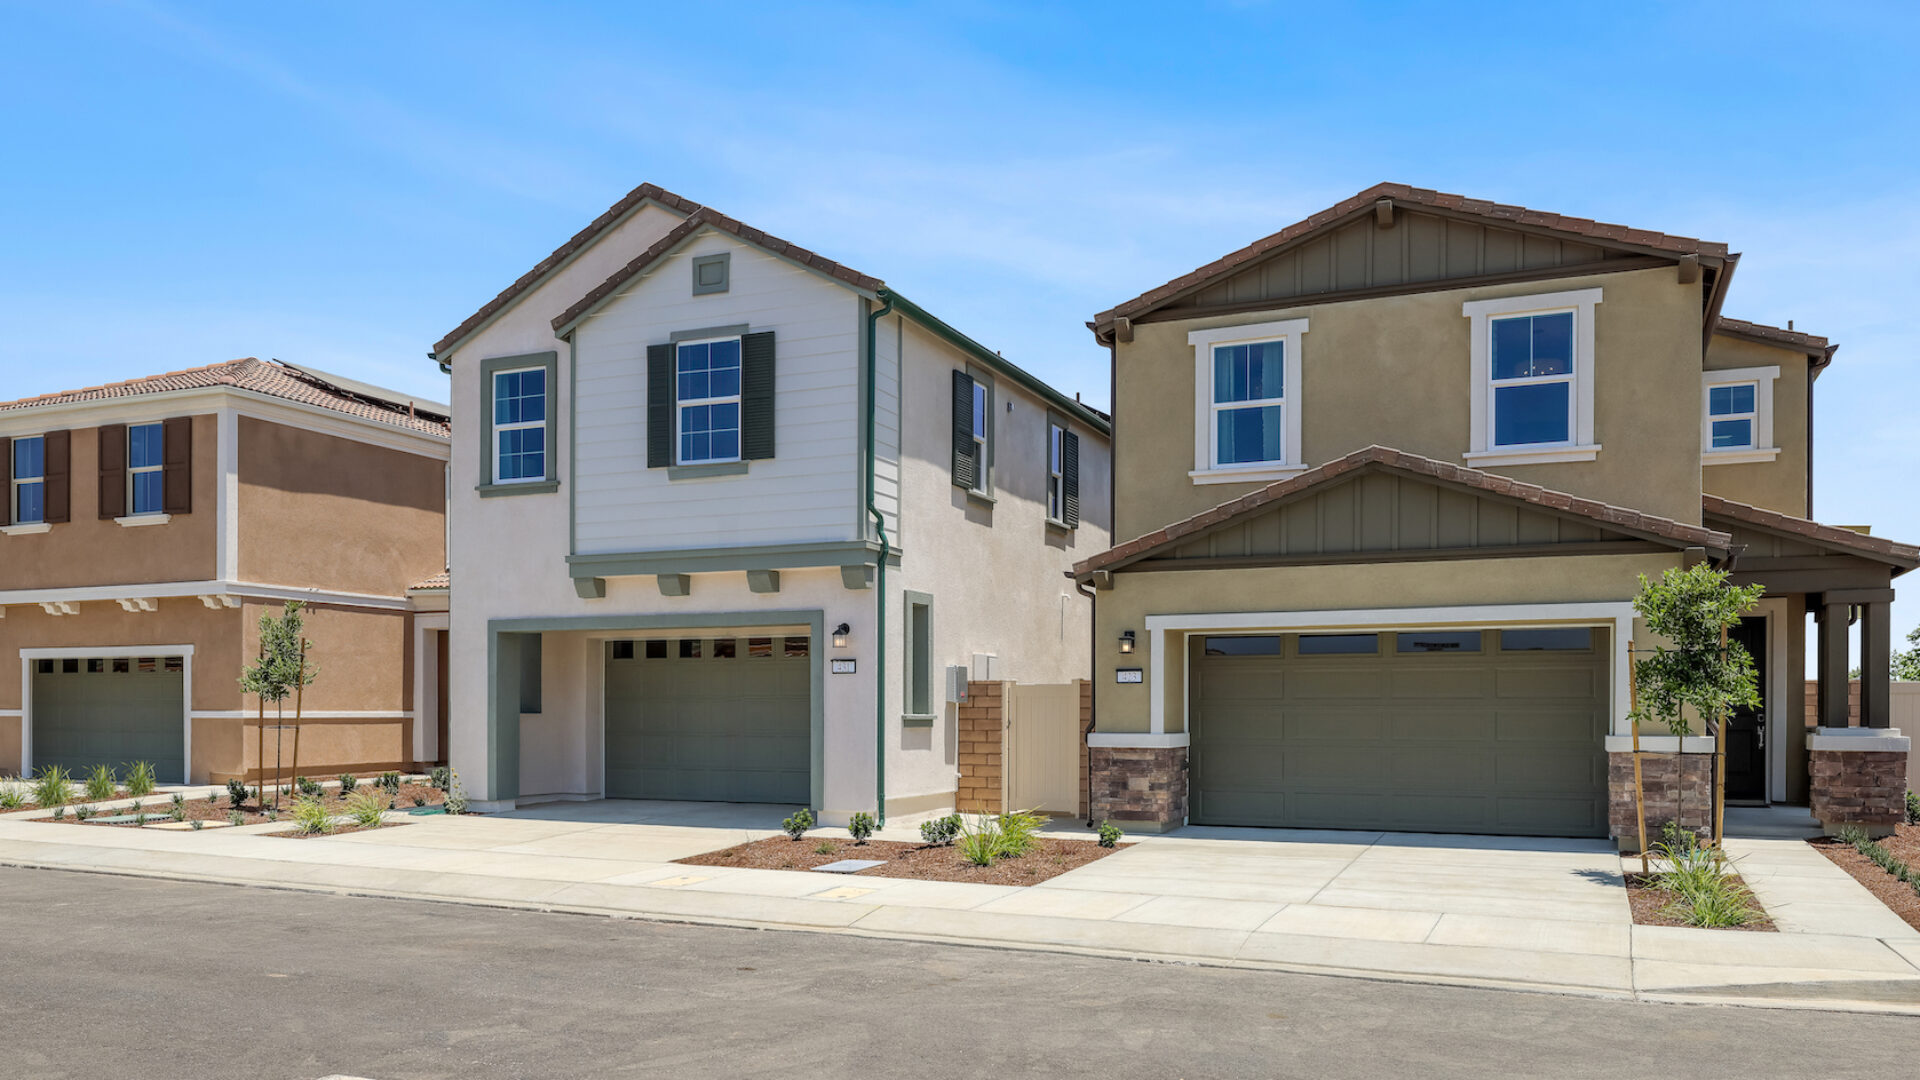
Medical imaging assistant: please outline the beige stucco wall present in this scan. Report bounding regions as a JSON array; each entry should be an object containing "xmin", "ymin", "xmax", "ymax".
[
  {"xmin": 236, "ymin": 417, "xmax": 446, "ymax": 596},
  {"xmin": 1702, "ymin": 334, "xmax": 1812, "ymax": 517},
  {"xmin": 1112, "ymin": 266, "xmax": 1704, "ymax": 541},
  {"xmin": 1092, "ymin": 551, "xmax": 1680, "ymax": 735},
  {"xmin": 0, "ymin": 414, "xmax": 219, "ymax": 590}
]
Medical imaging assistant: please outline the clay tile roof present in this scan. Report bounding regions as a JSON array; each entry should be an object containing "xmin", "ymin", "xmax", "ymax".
[
  {"xmin": 433, "ymin": 182, "xmax": 705, "ymax": 356},
  {"xmin": 1097, "ymin": 182, "xmax": 1730, "ymax": 326},
  {"xmin": 0, "ymin": 358, "xmax": 451, "ymax": 437},
  {"xmin": 408, "ymin": 571, "xmax": 450, "ymax": 592},
  {"xmin": 550, "ymin": 206, "xmax": 884, "ymax": 336},
  {"xmin": 1073, "ymin": 445, "xmax": 1730, "ymax": 578},
  {"xmin": 1704, "ymin": 495, "xmax": 1920, "ymax": 569},
  {"xmin": 1713, "ymin": 317, "xmax": 1834, "ymax": 356}
]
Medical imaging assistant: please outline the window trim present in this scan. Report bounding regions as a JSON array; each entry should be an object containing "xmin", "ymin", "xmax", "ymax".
[
  {"xmin": 1046, "ymin": 420, "xmax": 1066, "ymax": 526},
  {"xmin": 491, "ymin": 366, "xmax": 548, "ymax": 484},
  {"xmin": 11, "ymin": 434, "xmax": 44, "ymax": 526},
  {"xmin": 674, "ymin": 334, "xmax": 744, "ymax": 466},
  {"xmin": 1187, "ymin": 318, "xmax": 1307, "ymax": 485},
  {"xmin": 1701, "ymin": 365, "xmax": 1781, "ymax": 465},
  {"xmin": 963, "ymin": 364, "xmax": 996, "ymax": 498},
  {"xmin": 477, "ymin": 351, "xmax": 559, "ymax": 495},
  {"xmin": 1462, "ymin": 288, "xmax": 1601, "ymax": 467},
  {"xmin": 126, "ymin": 421, "xmax": 166, "ymax": 516},
  {"xmin": 902, "ymin": 590, "xmax": 935, "ymax": 724}
]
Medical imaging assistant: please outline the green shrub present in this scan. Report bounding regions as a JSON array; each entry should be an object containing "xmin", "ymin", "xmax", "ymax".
[
  {"xmin": 226, "ymin": 778, "xmax": 250, "ymax": 808},
  {"xmin": 291, "ymin": 796, "xmax": 334, "ymax": 835},
  {"xmin": 133, "ymin": 812, "xmax": 148, "ymax": 826},
  {"xmin": 296, "ymin": 776, "xmax": 323, "ymax": 798},
  {"xmin": 338, "ymin": 774, "xmax": 357, "ymax": 795},
  {"xmin": 848, "ymin": 811, "xmax": 877, "ymax": 844},
  {"xmin": 782, "ymin": 808, "xmax": 815, "ymax": 840},
  {"xmin": 0, "ymin": 787, "xmax": 24, "ymax": 811},
  {"xmin": 993, "ymin": 809, "xmax": 1045, "ymax": 857},
  {"xmin": 919, "ymin": 813, "xmax": 961, "ymax": 846},
  {"xmin": 264, "ymin": 808, "xmax": 278, "ymax": 822},
  {"xmin": 955, "ymin": 814, "xmax": 1000, "ymax": 866},
  {"xmin": 813, "ymin": 840, "xmax": 836, "ymax": 855},
  {"xmin": 1097, "ymin": 820, "xmax": 1123, "ymax": 848},
  {"xmin": 31, "ymin": 766, "xmax": 74, "ymax": 809},
  {"xmin": 191, "ymin": 820, "xmax": 204, "ymax": 831},
  {"xmin": 445, "ymin": 777, "xmax": 468, "ymax": 815},
  {"xmin": 84, "ymin": 764, "xmax": 118, "ymax": 802},
  {"xmin": 206, "ymin": 790, "xmax": 219, "ymax": 805},
  {"xmin": 1906, "ymin": 789, "xmax": 1919, "ymax": 826},
  {"xmin": 63, "ymin": 805, "xmax": 81, "ymax": 821},
  {"xmin": 378, "ymin": 771, "xmax": 403, "ymax": 794},
  {"xmin": 344, "ymin": 790, "xmax": 387, "ymax": 829},
  {"xmin": 227, "ymin": 810, "xmax": 245, "ymax": 827},
  {"xmin": 412, "ymin": 795, "xmax": 427, "ymax": 807},
  {"xmin": 429, "ymin": 766, "xmax": 451, "ymax": 791},
  {"xmin": 168, "ymin": 803, "xmax": 186, "ymax": 823},
  {"xmin": 1650, "ymin": 825, "xmax": 1760, "ymax": 928},
  {"xmin": 124, "ymin": 761, "xmax": 157, "ymax": 797}
]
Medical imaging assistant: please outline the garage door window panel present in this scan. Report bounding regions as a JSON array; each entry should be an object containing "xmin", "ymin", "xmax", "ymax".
[
  {"xmin": 1395, "ymin": 631, "xmax": 1483, "ymax": 653},
  {"xmin": 1295, "ymin": 633, "xmax": 1378, "ymax": 656}
]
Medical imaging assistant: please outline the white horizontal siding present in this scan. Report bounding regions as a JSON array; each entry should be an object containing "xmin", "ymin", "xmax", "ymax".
[
  {"xmin": 571, "ymin": 231, "xmax": 863, "ymax": 553},
  {"xmin": 873, "ymin": 308, "xmax": 903, "ymax": 542}
]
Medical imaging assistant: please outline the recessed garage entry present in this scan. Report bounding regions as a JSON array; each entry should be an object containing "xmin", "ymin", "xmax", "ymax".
[
  {"xmin": 30, "ymin": 655, "xmax": 187, "ymax": 783},
  {"xmin": 603, "ymin": 635, "xmax": 810, "ymax": 803},
  {"xmin": 1188, "ymin": 627, "xmax": 1609, "ymax": 837}
]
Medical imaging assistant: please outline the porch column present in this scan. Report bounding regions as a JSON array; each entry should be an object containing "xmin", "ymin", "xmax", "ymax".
[
  {"xmin": 1814, "ymin": 599, "xmax": 1853, "ymax": 729},
  {"xmin": 1860, "ymin": 600, "xmax": 1894, "ymax": 729}
]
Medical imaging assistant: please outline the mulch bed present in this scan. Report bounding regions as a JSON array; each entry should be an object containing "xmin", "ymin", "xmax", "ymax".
[
  {"xmin": 29, "ymin": 782, "xmax": 444, "ymax": 829},
  {"xmin": 678, "ymin": 834, "xmax": 1127, "ymax": 886},
  {"xmin": 264, "ymin": 821, "xmax": 412, "ymax": 839},
  {"xmin": 1624, "ymin": 871, "xmax": 1777, "ymax": 932},
  {"xmin": 1809, "ymin": 822, "xmax": 1920, "ymax": 933}
]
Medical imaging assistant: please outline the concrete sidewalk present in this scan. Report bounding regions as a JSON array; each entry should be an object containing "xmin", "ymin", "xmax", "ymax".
[{"xmin": 3, "ymin": 800, "xmax": 1917, "ymax": 1014}]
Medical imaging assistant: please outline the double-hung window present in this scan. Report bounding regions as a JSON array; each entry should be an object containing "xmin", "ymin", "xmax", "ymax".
[
  {"xmin": 127, "ymin": 422, "xmax": 165, "ymax": 514},
  {"xmin": 1185, "ymin": 318, "xmax": 1306, "ymax": 484},
  {"xmin": 491, "ymin": 366, "xmax": 548, "ymax": 482},
  {"xmin": 970, "ymin": 381, "xmax": 988, "ymax": 491},
  {"xmin": 676, "ymin": 337, "xmax": 742, "ymax": 464},
  {"xmin": 1463, "ymin": 289, "xmax": 1601, "ymax": 466},
  {"xmin": 1700, "ymin": 365, "xmax": 1779, "ymax": 464},
  {"xmin": 1047, "ymin": 423, "xmax": 1065, "ymax": 520},
  {"xmin": 12, "ymin": 435, "xmax": 44, "ymax": 524},
  {"xmin": 1707, "ymin": 383, "xmax": 1756, "ymax": 450}
]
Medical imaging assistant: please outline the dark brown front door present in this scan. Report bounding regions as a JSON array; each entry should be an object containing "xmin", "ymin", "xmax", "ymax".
[
  {"xmin": 1724, "ymin": 617, "xmax": 1767, "ymax": 802},
  {"xmin": 434, "ymin": 631, "xmax": 450, "ymax": 766}
]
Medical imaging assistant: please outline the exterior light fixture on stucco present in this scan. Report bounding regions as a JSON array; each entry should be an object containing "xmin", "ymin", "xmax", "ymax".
[
  {"xmin": 1119, "ymin": 630, "xmax": 1136, "ymax": 654},
  {"xmin": 832, "ymin": 622, "xmax": 852, "ymax": 649}
]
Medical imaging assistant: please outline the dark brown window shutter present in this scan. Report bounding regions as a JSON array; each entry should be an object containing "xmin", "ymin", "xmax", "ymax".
[
  {"xmin": 0, "ymin": 437, "xmax": 9, "ymax": 516},
  {"xmin": 951, "ymin": 369, "xmax": 975, "ymax": 489},
  {"xmin": 97, "ymin": 423, "xmax": 126, "ymax": 519},
  {"xmin": 1062, "ymin": 429, "xmax": 1080, "ymax": 528},
  {"xmin": 647, "ymin": 343, "xmax": 673, "ymax": 468},
  {"xmin": 43, "ymin": 430, "xmax": 70, "ymax": 523},
  {"xmin": 163, "ymin": 416, "xmax": 193, "ymax": 514},
  {"xmin": 740, "ymin": 331, "xmax": 776, "ymax": 460}
]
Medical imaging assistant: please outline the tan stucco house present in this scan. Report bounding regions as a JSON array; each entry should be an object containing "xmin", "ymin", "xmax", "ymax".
[
  {"xmin": 1075, "ymin": 183, "xmax": 1916, "ymax": 841},
  {"xmin": 0, "ymin": 359, "xmax": 451, "ymax": 785},
  {"xmin": 432, "ymin": 183, "xmax": 1111, "ymax": 822}
]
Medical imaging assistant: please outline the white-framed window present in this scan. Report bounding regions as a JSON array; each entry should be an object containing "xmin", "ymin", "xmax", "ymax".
[
  {"xmin": 11, "ymin": 434, "xmax": 44, "ymax": 524},
  {"xmin": 491, "ymin": 366, "xmax": 548, "ymax": 482},
  {"xmin": 970, "ymin": 378, "xmax": 989, "ymax": 492},
  {"xmin": 676, "ymin": 336, "xmax": 742, "ymax": 464},
  {"xmin": 1047, "ymin": 422, "xmax": 1065, "ymax": 521},
  {"xmin": 1701, "ymin": 365, "xmax": 1780, "ymax": 464},
  {"xmin": 127, "ymin": 422, "xmax": 165, "ymax": 514},
  {"xmin": 1186, "ymin": 318, "xmax": 1307, "ymax": 485},
  {"xmin": 1463, "ymin": 288, "xmax": 1601, "ymax": 467}
]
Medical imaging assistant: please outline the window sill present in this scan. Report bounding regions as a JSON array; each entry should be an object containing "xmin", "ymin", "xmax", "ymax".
[
  {"xmin": 901, "ymin": 714, "xmax": 936, "ymax": 727},
  {"xmin": 115, "ymin": 514, "xmax": 171, "ymax": 528},
  {"xmin": 960, "ymin": 486, "xmax": 996, "ymax": 506},
  {"xmin": 668, "ymin": 461, "xmax": 749, "ymax": 480},
  {"xmin": 1045, "ymin": 518, "xmax": 1076, "ymax": 532},
  {"xmin": 1, "ymin": 522, "xmax": 52, "ymax": 536},
  {"xmin": 477, "ymin": 480, "xmax": 560, "ymax": 498},
  {"xmin": 1189, "ymin": 464, "xmax": 1307, "ymax": 486},
  {"xmin": 1462, "ymin": 444, "xmax": 1601, "ymax": 468},
  {"xmin": 1703, "ymin": 447, "xmax": 1780, "ymax": 466}
]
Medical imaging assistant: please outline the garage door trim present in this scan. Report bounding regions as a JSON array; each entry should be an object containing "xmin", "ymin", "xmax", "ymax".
[{"xmin": 21, "ymin": 644, "xmax": 195, "ymax": 784}]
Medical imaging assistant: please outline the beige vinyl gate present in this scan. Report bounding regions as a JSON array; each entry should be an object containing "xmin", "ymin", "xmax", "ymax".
[{"xmin": 1005, "ymin": 683, "xmax": 1081, "ymax": 815}]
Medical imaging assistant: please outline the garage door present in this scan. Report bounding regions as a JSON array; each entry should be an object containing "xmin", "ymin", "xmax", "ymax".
[
  {"xmin": 1189, "ymin": 628, "xmax": 1608, "ymax": 837},
  {"xmin": 604, "ymin": 636, "xmax": 810, "ymax": 804},
  {"xmin": 31, "ymin": 656, "xmax": 186, "ymax": 783}
]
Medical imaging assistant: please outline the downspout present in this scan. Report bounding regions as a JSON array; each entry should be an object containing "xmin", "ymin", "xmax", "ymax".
[{"xmin": 865, "ymin": 291, "xmax": 896, "ymax": 825}]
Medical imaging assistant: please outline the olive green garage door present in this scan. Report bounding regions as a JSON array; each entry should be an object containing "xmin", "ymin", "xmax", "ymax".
[
  {"xmin": 1189, "ymin": 628, "xmax": 1609, "ymax": 837},
  {"xmin": 30, "ymin": 656, "xmax": 187, "ymax": 783},
  {"xmin": 603, "ymin": 636, "xmax": 810, "ymax": 803}
]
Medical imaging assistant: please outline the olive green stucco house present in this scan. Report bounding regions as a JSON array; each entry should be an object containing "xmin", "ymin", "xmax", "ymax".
[{"xmin": 1074, "ymin": 183, "xmax": 1916, "ymax": 842}]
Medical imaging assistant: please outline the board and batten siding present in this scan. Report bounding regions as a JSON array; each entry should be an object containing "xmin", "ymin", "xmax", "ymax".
[{"xmin": 570, "ymin": 232, "xmax": 867, "ymax": 553}]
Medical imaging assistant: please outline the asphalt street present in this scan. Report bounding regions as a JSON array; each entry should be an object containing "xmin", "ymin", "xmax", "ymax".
[{"xmin": 2, "ymin": 866, "xmax": 1913, "ymax": 1079}]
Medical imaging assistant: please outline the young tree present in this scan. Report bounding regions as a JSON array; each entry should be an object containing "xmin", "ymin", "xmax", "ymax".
[
  {"xmin": 1629, "ymin": 565, "xmax": 1764, "ymax": 846},
  {"xmin": 239, "ymin": 601, "xmax": 318, "ymax": 807},
  {"xmin": 1893, "ymin": 627, "xmax": 1920, "ymax": 683}
]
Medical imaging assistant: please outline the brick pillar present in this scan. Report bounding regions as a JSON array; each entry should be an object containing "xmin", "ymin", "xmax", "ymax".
[
  {"xmin": 956, "ymin": 681, "xmax": 1003, "ymax": 814},
  {"xmin": 1607, "ymin": 750, "xmax": 1713, "ymax": 852},
  {"xmin": 1089, "ymin": 745, "xmax": 1187, "ymax": 832},
  {"xmin": 1077, "ymin": 679, "xmax": 1092, "ymax": 822},
  {"xmin": 1808, "ymin": 728, "xmax": 1910, "ymax": 836}
]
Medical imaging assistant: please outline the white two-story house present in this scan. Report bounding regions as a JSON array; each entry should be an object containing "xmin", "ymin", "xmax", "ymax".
[{"xmin": 432, "ymin": 184, "xmax": 1111, "ymax": 822}]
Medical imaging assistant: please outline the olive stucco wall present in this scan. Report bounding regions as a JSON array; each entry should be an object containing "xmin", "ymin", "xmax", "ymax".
[
  {"xmin": 1112, "ymin": 266, "xmax": 1704, "ymax": 541},
  {"xmin": 1702, "ymin": 333, "xmax": 1812, "ymax": 517}
]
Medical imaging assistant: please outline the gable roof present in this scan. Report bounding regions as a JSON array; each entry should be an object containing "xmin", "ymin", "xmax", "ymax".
[
  {"xmin": 431, "ymin": 182, "xmax": 703, "ymax": 358},
  {"xmin": 1705, "ymin": 495, "xmax": 1918, "ymax": 570},
  {"xmin": 1093, "ymin": 182, "xmax": 1730, "ymax": 333},
  {"xmin": 1073, "ymin": 445, "xmax": 1729, "ymax": 579},
  {"xmin": 0, "ymin": 358, "xmax": 451, "ymax": 438},
  {"xmin": 550, "ymin": 206, "xmax": 885, "ymax": 338}
]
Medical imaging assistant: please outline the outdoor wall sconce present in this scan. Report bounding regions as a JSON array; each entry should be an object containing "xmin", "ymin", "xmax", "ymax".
[
  {"xmin": 832, "ymin": 622, "xmax": 852, "ymax": 649},
  {"xmin": 1119, "ymin": 630, "xmax": 1136, "ymax": 654}
]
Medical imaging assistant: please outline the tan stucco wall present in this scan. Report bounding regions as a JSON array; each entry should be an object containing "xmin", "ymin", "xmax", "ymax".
[
  {"xmin": 0, "ymin": 600, "xmax": 243, "ymax": 712},
  {"xmin": 1092, "ymin": 551, "xmax": 1680, "ymax": 734},
  {"xmin": 238, "ymin": 601, "xmax": 411, "ymax": 713},
  {"xmin": 0, "ymin": 414, "xmax": 219, "ymax": 590},
  {"xmin": 1702, "ymin": 334, "xmax": 1812, "ymax": 517},
  {"xmin": 237, "ymin": 418, "xmax": 446, "ymax": 596},
  {"xmin": 1112, "ymin": 266, "xmax": 1704, "ymax": 541}
]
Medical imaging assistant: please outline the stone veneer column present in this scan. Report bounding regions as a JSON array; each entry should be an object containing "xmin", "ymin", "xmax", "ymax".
[
  {"xmin": 1808, "ymin": 727, "xmax": 1910, "ymax": 836},
  {"xmin": 1606, "ymin": 746, "xmax": 1714, "ymax": 852},
  {"xmin": 955, "ymin": 681, "xmax": 1003, "ymax": 814},
  {"xmin": 1089, "ymin": 745, "xmax": 1188, "ymax": 831}
]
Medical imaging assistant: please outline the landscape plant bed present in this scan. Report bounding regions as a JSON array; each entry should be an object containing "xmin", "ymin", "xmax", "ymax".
[
  {"xmin": 678, "ymin": 834, "xmax": 1127, "ymax": 886},
  {"xmin": 1809, "ymin": 823, "xmax": 1920, "ymax": 933},
  {"xmin": 31, "ymin": 781, "xmax": 445, "ymax": 829},
  {"xmin": 263, "ymin": 821, "xmax": 411, "ymax": 839},
  {"xmin": 1624, "ymin": 871, "xmax": 1776, "ymax": 932}
]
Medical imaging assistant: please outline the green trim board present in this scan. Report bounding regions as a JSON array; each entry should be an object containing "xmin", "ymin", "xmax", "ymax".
[
  {"xmin": 667, "ymin": 462, "xmax": 749, "ymax": 481},
  {"xmin": 566, "ymin": 539, "xmax": 901, "ymax": 581},
  {"xmin": 478, "ymin": 351, "xmax": 559, "ymax": 489},
  {"xmin": 487, "ymin": 609, "xmax": 828, "ymax": 812},
  {"xmin": 478, "ymin": 480, "xmax": 559, "ymax": 498},
  {"xmin": 901, "ymin": 589, "xmax": 935, "ymax": 722}
]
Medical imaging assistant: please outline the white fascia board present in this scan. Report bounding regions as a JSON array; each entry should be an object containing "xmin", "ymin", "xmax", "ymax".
[
  {"xmin": 22, "ymin": 643, "xmax": 196, "ymax": 659},
  {"xmin": 1143, "ymin": 601, "xmax": 1634, "ymax": 633},
  {"xmin": 0, "ymin": 580, "xmax": 411, "ymax": 611}
]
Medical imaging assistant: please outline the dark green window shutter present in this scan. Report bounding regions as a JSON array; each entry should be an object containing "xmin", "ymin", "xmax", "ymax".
[
  {"xmin": 950, "ymin": 369, "xmax": 975, "ymax": 489},
  {"xmin": 647, "ymin": 343, "xmax": 673, "ymax": 468},
  {"xmin": 1062, "ymin": 429, "xmax": 1080, "ymax": 528},
  {"xmin": 741, "ymin": 330, "xmax": 775, "ymax": 460}
]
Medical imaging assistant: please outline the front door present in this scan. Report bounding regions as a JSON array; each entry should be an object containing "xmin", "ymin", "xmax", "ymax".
[{"xmin": 1723, "ymin": 616, "xmax": 1768, "ymax": 802}]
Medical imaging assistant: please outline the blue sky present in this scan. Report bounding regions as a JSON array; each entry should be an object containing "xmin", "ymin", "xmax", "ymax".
[{"xmin": 3, "ymin": 1, "xmax": 1916, "ymax": 649}]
